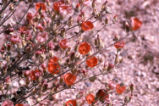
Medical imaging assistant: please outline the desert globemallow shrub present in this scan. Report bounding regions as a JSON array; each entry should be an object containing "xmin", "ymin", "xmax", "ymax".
[{"xmin": 0, "ymin": 0, "xmax": 141, "ymax": 105}]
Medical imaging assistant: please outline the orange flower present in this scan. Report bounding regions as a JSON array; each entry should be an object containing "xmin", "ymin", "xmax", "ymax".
[
  {"xmin": 15, "ymin": 104, "xmax": 23, "ymax": 106},
  {"xmin": 86, "ymin": 93, "xmax": 95, "ymax": 104},
  {"xmin": 35, "ymin": 2, "xmax": 46, "ymax": 11},
  {"xmin": 65, "ymin": 100, "xmax": 77, "ymax": 106},
  {"xmin": 63, "ymin": 73, "xmax": 76, "ymax": 86},
  {"xmin": 78, "ymin": 42, "xmax": 91, "ymax": 55},
  {"xmin": 114, "ymin": 41, "xmax": 125, "ymax": 49},
  {"xmin": 59, "ymin": 39, "xmax": 68, "ymax": 49},
  {"xmin": 86, "ymin": 56, "xmax": 98, "ymax": 68},
  {"xmin": 53, "ymin": 1, "xmax": 71, "ymax": 13},
  {"xmin": 81, "ymin": 21, "xmax": 94, "ymax": 31},
  {"xmin": 19, "ymin": 26, "xmax": 28, "ymax": 34},
  {"xmin": 48, "ymin": 56, "xmax": 60, "ymax": 74},
  {"xmin": 116, "ymin": 84, "xmax": 126, "ymax": 94},
  {"xmin": 61, "ymin": 5, "xmax": 72, "ymax": 12},
  {"xmin": 29, "ymin": 71, "xmax": 36, "ymax": 81},
  {"xmin": 49, "ymin": 56, "xmax": 59, "ymax": 63},
  {"xmin": 131, "ymin": 17, "xmax": 142, "ymax": 31},
  {"xmin": 48, "ymin": 63, "xmax": 60, "ymax": 74},
  {"xmin": 29, "ymin": 69, "xmax": 41, "ymax": 81},
  {"xmin": 53, "ymin": 1, "xmax": 63, "ymax": 12}
]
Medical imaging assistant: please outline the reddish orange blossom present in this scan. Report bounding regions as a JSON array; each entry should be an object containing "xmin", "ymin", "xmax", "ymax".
[
  {"xmin": 78, "ymin": 42, "xmax": 91, "ymax": 55},
  {"xmin": 48, "ymin": 62, "xmax": 60, "ymax": 74},
  {"xmin": 48, "ymin": 56, "xmax": 60, "ymax": 74},
  {"xmin": 15, "ymin": 104, "xmax": 24, "ymax": 106},
  {"xmin": 19, "ymin": 26, "xmax": 27, "ymax": 34},
  {"xmin": 49, "ymin": 56, "xmax": 59, "ymax": 63},
  {"xmin": 63, "ymin": 73, "xmax": 76, "ymax": 86},
  {"xmin": 35, "ymin": 2, "xmax": 46, "ymax": 11},
  {"xmin": 81, "ymin": 21, "xmax": 94, "ymax": 31},
  {"xmin": 86, "ymin": 56, "xmax": 98, "ymax": 68},
  {"xmin": 61, "ymin": 5, "xmax": 72, "ymax": 12},
  {"xmin": 65, "ymin": 100, "xmax": 77, "ymax": 106},
  {"xmin": 29, "ymin": 69, "xmax": 41, "ymax": 81},
  {"xmin": 29, "ymin": 71, "xmax": 36, "ymax": 81},
  {"xmin": 53, "ymin": 1, "xmax": 64, "ymax": 12},
  {"xmin": 114, "ymin": 41, "xmax": 125, "ymax": 49},
  {"xmin": 86, "ymin": 93, "xmax": 95, "ymax": 104},
  {"xmin": 116, "ymin": 84, "xmax": 126, "ymax": 94},
  {"xmin": 59, "ymin": 39, "xmax": 68, "ymax": 49},
  {"xmin": 131, "ymin": 17, "xmax": 142, "ymax": 31}
]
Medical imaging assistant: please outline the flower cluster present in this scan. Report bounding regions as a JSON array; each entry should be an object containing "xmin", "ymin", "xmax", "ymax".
[{"xmin": 0, "ymin": 0, "xmax": 139, "ymax": 105}]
